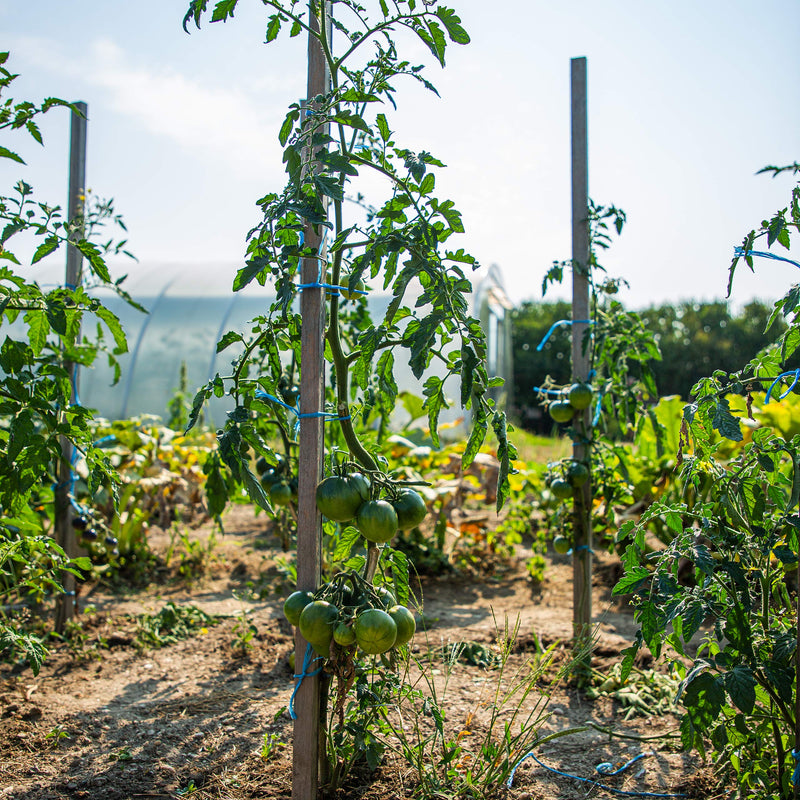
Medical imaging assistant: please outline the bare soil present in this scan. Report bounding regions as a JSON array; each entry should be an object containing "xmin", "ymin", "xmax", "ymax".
[{"xmin": 0, "ymin": 505, "xmax": 716, "ymax": 800}]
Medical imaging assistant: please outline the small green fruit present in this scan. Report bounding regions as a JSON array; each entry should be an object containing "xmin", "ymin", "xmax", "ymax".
[
  {"xmin": 550, "ymin": 479, "xmax": 573, "ymax": 500},
  {"xmin": 553, "ymin": 536, "xmax": 571, "ymax": 555},
  {"xmin": 568, "ymin": 382, "xmax": 593, "ymax": 410},
  {"xmin": 549, "ymin": 401, "xmax": 574, "ymax": 424}
]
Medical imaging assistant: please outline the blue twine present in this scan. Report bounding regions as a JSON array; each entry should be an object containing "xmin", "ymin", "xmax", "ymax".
[
  {"xmin": 592, "ymin": 387, "xmax": 605, "ymax": 427},
  {"xmin": 734, "ymin": 247, "xmax": 800, "ymax": 270},
  {"xmin": 536, "ymin": 319, "xmax": 593, "ymax": 352},
  {"xmin": 765, "ymin": 370, "xmax": 800, "ymax": 404},
  {"xmin": 288, "ymin": 643, "xmax": 324, "ymax": 720},
  {"xmin": 597, "ymin": 752, "xmax": 653, "ymax": 776},
  {"xmin": 297, "ymin": 280, "xmax": 368, "ymax": 298},
  {"xmin": 254, "ymin": 390, "xmax": 351, "ymax": 423},
  {"xmin": 792, "ymin": 748, "xmax": 800, "ymax": 787},
  {"xmin": 533, "ymin": 386, "xmax": 565, "ymax": 397},
  {"xmin": 506, "ymin": 750, "xmax": 686, "ymax": 797},
  {"xmin": 574, "ymin": 544, "xmax": 595, "ymax": 555},
  {"xmin": 255, "ymin": 390, "xmax": 300, "ymax": 416}
]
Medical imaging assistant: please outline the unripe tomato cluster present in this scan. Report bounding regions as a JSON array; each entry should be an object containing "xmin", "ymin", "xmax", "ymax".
[
  {"xmin": 544, "ymin": 458, "xmax": 589, "ymax": 501},
  {"xmin": 547, "ymin": 382, "xmax": 593, "ymax": 424},
  {"xmin": 256, "ymin": 454, "xmax": 298, "ymax": 507},
  {"xmin": 284, "ymin": 578, "xmax": 415, "ymax": 658},
  {"xmin": 72, "ymin": 510, "xmax": 120, "ymax": 561},
  {"xmin": 315, "ymin": 472, "xmax": 427, "ymax": 545}
]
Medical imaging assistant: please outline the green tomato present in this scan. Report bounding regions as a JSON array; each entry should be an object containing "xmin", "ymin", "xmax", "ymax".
[
  {"xmin": 553, "ymin": 536, "xmax": 571, "ymax": 555},
  {"xmin": 280, "ymin": 384, "xmax": 300, "ymax": 405},
  {"xmin": 391, "ymin": 490, "xmax": 427, "ymax": 530},
  {"xmin": 373, "ymin": 585, "xmax": 397, "ymax": 610},
  {"xmin": 347, "ymin": 473, "xmax": 371, "ymax": 504},
  {"xmin": 283, "ymin": 590, "xmax": 315, "ymax": 627},
  {"xmin": 548, "ymin": 401, "xmax": 574, "ymax": 424},
  {"xmin": 260, "ymin": 468, "xmax": 280, "ymax": 489},
  {"xmin": 270, "ymin": 481, "xmax": 293, "ymax": 506},
  {"xmin": 354, "ymin": 609, "xmax": 397, "ymax": 655},
  {"xmin": 340, "ymin": 278, "xmax": 367, "ymax": 301},
  {"xmin": 550, "ymin": 479, "xmax": 573, "ymax": 500},
  {"xmin": 333, "ymin": 622, "xmax": 356, "ymax": 647},
  {"xmin": 567, "ymin": 382, "xmax": 593, "ymax": 410},
  {"xmin": 356, "ymin": 500, "xmax": 398, "ymax": 543},
  {"xmin": 387, "ymin": 605, "xmax": 416, "ymax": 646},
  {"xmin": 315, "ymin": 475, "xmax": 365, "ymax": 522},
  {"xmin": 566, "ymin": 461, "xmax": 589, "ymax": 487},
  {"xmin": 299, "ymin": 600, "xmax": 339, "ymax": 655}
]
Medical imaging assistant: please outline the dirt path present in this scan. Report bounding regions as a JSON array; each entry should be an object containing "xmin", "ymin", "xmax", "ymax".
[{"xmin": 0, "ymin": 506, "xmax": 713, "ymax": 800}]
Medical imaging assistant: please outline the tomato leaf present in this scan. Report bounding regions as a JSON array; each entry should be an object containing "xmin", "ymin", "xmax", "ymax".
[
  {"xmin": 612, "ymin": 566, "xmax": 650, "ymax": 596},
  {"xmin": 93, "ymin": 305, "xmax": 128, "ymax": 355},
  {"xmin": 211, "ymin": 0, "xmax": 238, "ymax": 23},
  {"xmin": 387, "ymin": 548, "xmax": 410, "ymax": 605},
  {"xmin": 723, "ymin": 665, "xmax": 756, "ymax": 714},
  {"xmin": 462, "ymin": 416, "xmax": 487, "ymax": 470},
  {"xmin": 711, "ymin": 397, "xmax": 742, "ymax": 442},
  {"xmin": 333, "ymin": 526, "xmax": 360, "ymax": 561},
  {"xmin": 31, "ymin": 236, "xmax": 59, "ymax": 264},
  {"xmin": 217, "ymin": 330, "xmax": 245, "ymax": 352},
  {"xmin": 376, "ymin": 113, "xmax": 391, "ymax": 143},
  {"xmin": 24, "ymin": 309, "xmax": 49, "ymax": 356},
  {"xmin": 233, "ymin": 259, "xmax": 269, "ymax": 292},
  {"xmin": 436, "ymin": 7, "xmax": 470, "ymax": 44},
  {"xmin": 75, "ymin": 239, "xmax": 111, "ymax": 283},
  {"xmin": 0, "ymin": 146, "xmax": 25, "ymax": 164}
]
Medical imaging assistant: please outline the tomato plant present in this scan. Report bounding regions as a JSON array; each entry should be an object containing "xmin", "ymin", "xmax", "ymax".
[
  {"xmin": 535, "ymin": 201, "xmax": 664, "ymax": 558},
  {"xmin": 615, "ymin": 163, "xmax": 800, "ymax": 798},
  {"xmin": 183, "ymin": 0, "xmax": 515, "ymax": 789},
  {"xmin": 0, "ymin": 53, "xmax": 137, "ymax": 673}
]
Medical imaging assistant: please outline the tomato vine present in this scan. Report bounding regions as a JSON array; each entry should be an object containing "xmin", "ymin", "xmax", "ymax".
[
  {"xmin": 184, "ymin": 1, "xmax": 516, "ymax": 788},
  {"xmin": 0, "ymin": 51, "xmax": 138, "ymax": 673},
  {"xmin": 616, "ymin": 163, "xmax": 800, "ymax": 798}
]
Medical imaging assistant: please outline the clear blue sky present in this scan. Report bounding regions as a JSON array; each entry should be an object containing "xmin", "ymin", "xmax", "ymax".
[{"xmin": 1, "ymin": 1, "xmax": 798, "ymax": 308}]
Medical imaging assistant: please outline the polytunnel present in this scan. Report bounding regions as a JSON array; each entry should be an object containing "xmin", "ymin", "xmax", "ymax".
[{"xmin": 76, "ymin": 262, "xmax": 512, "ymax": 430}]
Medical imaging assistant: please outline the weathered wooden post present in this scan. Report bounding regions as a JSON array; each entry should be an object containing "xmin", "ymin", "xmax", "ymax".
[
  {"xmin": 293, "ymin": 3, "xmax": 331, "ymax": 798},
  {"xmin": 54, "ymin": 101, "xmax": 87, "ymax": 633},
  {"xmin": 570, "ymin": 57, "xmax": 592, "ymax": 662}
]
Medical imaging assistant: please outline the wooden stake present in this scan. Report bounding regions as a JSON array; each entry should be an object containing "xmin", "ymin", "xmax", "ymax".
[
  {"xmin": 570, "ymin": 58, "xmax": 592, "ymax": 660},
  {"xmin": 54, "ymin": 101, "xmax": 87, "ymax": 633},
  {"xmin": 292, "ymin": 4, "xmax": 330, "ymax": 799}
]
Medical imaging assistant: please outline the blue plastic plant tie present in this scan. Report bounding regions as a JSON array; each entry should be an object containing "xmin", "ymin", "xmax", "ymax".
[
  {"xmin": 591, "ymin": 386, "xmax": 606, "ymax": 427},
  {"xmin": 596, "ymin": 752, "xmax": 654, "ymax": 776},
  {"xmin": 765, "ymin": 370, "xmax": 800, "ymax": 404},
  {"xmin": 587, "ymin": 368, "xmax": 596, "ymax": 380},
  {"xmin": 255, "ymin": 390, "xmax": 300, "ymax": 416},
  {"xmin": 64, "ymin": 282, "xmax": 77, "ymax": 291},
  {"xmin": 532, "ymin": 385, "xmax": 565, "ymax": 397},
  {"xmin": 506, "ymin": 750, "xmax": 686, "ymax": 797},
  {"xmin": 574, "ymin": 544, "xmax": 595, "ymax": 555},
  {"xmin": 93, "ymin": 435, "xmax": 117, "ymax": 447},
  {"xmin": 536, "ymin": 319, "xmax": 593, "ymax": 352},
  {"xmin": 298, "ymin": 411, "xmax": 351, "ymax": 420},
  {"xmin": 288, "ymin": 643, "xmax": 324, "ymax": 720},
  {"xmin": 734, "ymin": 247, "xmax": 800, "ymax": 270},
  {"xmin": 792, "ymin": 748, "xmax": 800, "ymax": 786},
  {"xmin": 297, "ymin": 280, "xmax": 368, "ymax": 298},
  {"xmin": 255, "ymin": 390, "xmax": 350, "ymax": 422}
]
